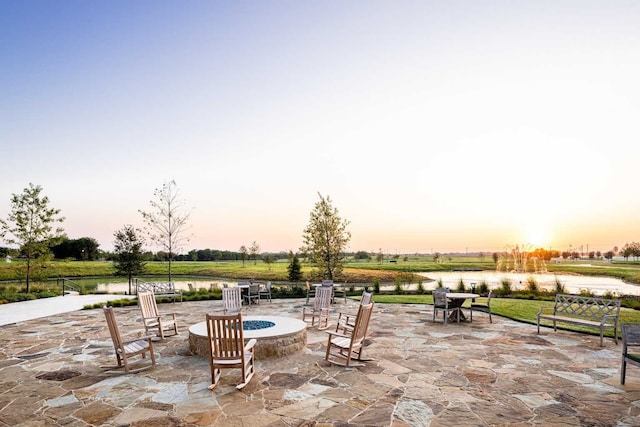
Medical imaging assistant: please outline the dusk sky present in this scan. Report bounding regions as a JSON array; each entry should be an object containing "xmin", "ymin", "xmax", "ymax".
[{"xmin": 1, "ymin": 1, "xmax": 639, "ymax": 254}]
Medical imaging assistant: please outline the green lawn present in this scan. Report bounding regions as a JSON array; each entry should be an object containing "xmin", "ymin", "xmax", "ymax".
[{"xmin": 369, "ymin": 294, "xmax": 640, "ymax": 339}]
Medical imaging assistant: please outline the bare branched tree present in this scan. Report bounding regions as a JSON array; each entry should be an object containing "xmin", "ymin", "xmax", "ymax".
[
  {"xmin": 139, "ymin": 180, "xmax": 192, "ymax": 282},
  {"xmin": 249, "ymin": 241, "xmax": 260, "ymax": 265}
]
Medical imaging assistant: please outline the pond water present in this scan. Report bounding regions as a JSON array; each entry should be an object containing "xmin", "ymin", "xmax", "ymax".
[
  {"xmin": 93, "ymin": 272, "xmax": 640, "ymax": 297},
  {"xmin": 418, "ymin": 271, "xmax": 640, "ymax": 296}
]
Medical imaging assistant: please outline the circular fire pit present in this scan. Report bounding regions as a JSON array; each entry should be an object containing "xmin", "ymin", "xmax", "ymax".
[{"xmin": 188, "ymin": 315, "xmax": 307, "ymax": 359}]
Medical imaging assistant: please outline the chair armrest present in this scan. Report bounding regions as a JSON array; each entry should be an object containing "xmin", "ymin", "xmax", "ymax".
[
  {"xmin": 142, "ymin": 315, "xmax": 161, "ymax": 322},
  {"xmin": 245, "ymin": 339, "xmax": 257, "ymax": 350}
]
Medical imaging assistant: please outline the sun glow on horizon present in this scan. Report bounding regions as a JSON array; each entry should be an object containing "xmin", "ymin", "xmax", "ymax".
[{"xmin": 523, "ymin": 227, "xmax": 551, "ymax": 249}]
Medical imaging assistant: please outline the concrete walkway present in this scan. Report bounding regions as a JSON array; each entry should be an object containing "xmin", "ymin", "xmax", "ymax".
[
  {"xmin": 1, "ymin": 298, "xmax": 639, "ymax": 426},
  {"xmin": 0, "ymin": 294, "xmax": 135, "ymax": 326}
]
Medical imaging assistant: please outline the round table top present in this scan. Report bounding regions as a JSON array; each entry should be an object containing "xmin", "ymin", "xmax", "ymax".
[
  {"xmin": 445, "ymin": 292, "xmax": 480, "ymax": 299},
  {"xmin": 188, "ymin": 315, "xmax": 306, "ymax": 340}
]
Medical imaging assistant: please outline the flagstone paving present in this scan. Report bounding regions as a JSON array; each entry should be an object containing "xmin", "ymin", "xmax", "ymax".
[{"xmin": 1, "ymin": 298, "xmax": 640, "ymax": 426}]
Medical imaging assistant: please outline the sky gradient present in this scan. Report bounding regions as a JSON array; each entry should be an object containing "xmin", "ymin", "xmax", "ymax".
[{"xmin": 1, "ymin": 1, "xmax": 639, "ymax": 254}]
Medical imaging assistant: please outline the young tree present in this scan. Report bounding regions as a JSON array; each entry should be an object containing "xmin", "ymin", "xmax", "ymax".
[
  {"xmin": 287, "ymin": 251, "xmax": 302, "ymax": 282},
  {"xmin": 113, "ymin": 225, "xmax": 146, "ymax": 295},
  {"xmin": 239, "ymin": 245, "xmax": 248, "ymax": 267},
  {"xmin": 262, "ymin": 254, "xmax": 275, "ymax": 271},
  {"xmin": 301, "ymin": 193, "xmax": 351, "ymax": 280},
  {"xmin": 139, "ymin": 180, "xmax": 191, "ymax": 282},
  {"xmin": 249, "ymin": 241, "xmax": 260, "ymax": 265},
  {"xmin": 0, "ymin": 183, "xmax": 65, "ymax": 292}
]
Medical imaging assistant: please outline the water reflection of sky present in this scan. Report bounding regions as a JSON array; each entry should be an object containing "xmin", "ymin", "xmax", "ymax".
[{"xmin": 418, "ymin": 272, "xmax": 640, "ymax": 296}]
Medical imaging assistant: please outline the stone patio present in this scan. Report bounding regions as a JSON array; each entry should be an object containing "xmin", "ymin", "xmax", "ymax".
[{"xmin": 1, "ymin": 298, "xmax": 640, "ymax": 426}]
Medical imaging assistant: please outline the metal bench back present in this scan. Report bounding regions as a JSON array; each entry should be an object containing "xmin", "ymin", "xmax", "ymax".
[
  {"xmin": 554, "ymin": 294, "xmax": 620, "ymax": 320},
  {"xmin": 137, "ymin": 281, "xmax": 175, "ymax": 294}
]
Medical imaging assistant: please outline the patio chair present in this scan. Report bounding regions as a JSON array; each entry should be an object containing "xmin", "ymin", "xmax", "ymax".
[
  {"xmin": 137, "ymin": 291, "xmax": 179, "ymax": 339},
  {"xmin": 325, "ymin": 302, "xmax": 374, "ymax": 367},
  {"xmin": 433, "ymin": 288, "xmax": 460, "ymax": 324},
  {"xmin": 332, "ymin": 281, "xmax": 348, "ymax": 303},
  {"xmin": 302, "ymin": 285, "xmax": 332, "ymax": 329},
  {"xmin": 469, "ymin": 290, "xmax": 492, "ymax": 323},
  {"xmin": 205, "ymin": 313, "xmax": 256, "ymax": 390},
  {"xmin": 305, "ymin": 281, "xmax": 316, "ymax": 304},
  {"xmin": 258, "ymin": 281, "xmax": 272, "ymax": 302},
  {"xmin": 102, "ymin": 306, "xmax": 156, "ymax": 373},
  {"xmin": 222, "ymin": 287, "xmax": 242, "ymax": 314},
  {"xmin": 244, "ymin": 284, "xmax": 260, "ymax": 305},
  {"xmin": 335, "ymin": 290, "xmax": 373, "ymax": 334},
  {"xmin": 621, "ymin": 323, "xmax": 640, "ymax": 384}
]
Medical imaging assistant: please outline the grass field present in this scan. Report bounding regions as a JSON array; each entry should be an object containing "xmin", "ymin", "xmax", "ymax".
[
  {"xmin": 2, "ymin": 256, "xmax": 640, "ymax": 304},
  {"xmin": 2, "ymin": 256, "xmax": 640, "ymax": 283}
]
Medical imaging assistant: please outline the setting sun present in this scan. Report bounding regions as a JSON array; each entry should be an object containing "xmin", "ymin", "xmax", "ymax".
[{"xmin": 524, "ymin": 227, "xmax": 550, "ymax": 248}]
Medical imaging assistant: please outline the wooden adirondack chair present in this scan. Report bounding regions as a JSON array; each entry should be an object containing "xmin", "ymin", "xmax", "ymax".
[
  {"xmin": 206, "ymin": 313, "xmax": 256, "ymax": 390},
  {"xmin": 222, "ymin": 287, "xmax": 242, "ymax": 314},
  {"xmin": 138, "ymin": 291, "xmax": 178, "ymax": 339},
  {"xmin": 324, "ymin": 302, "xmax": 374, "ymax": 367},
  {"xmin": 102, "ymin": 306, "xmax": 156, "ymax": 373},
  {"xmin": 302, "ymin": 285, "xmax": 332, "ymax": 329}
]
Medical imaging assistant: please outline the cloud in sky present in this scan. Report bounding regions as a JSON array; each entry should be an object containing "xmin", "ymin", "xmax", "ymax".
[{"xmin": 1, "ymin": 1, "xmax": 639, "ymax": 254}]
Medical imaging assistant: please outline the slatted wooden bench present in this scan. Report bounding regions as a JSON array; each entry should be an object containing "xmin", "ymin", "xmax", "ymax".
[
  {"xmin": 537, "ymin": 293, "xmax": 620, "ymax": 346},
  {"xmin": 136, "ymin": 281, "xmax": 182, "ymax": 302}
]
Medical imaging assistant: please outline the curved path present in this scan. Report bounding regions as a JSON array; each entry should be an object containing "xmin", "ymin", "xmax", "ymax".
[{"xmin": 0, "ymin": 294, "xmax": 135, "ymax": 326}]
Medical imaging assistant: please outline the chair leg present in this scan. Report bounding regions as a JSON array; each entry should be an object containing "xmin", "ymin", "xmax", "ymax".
[
  {"xmin": 209, "ymin": 367, "xmax": 221, "ymax": 390},
  {"xmin": 621, "ymin": 359, "xmax": 627, "ymax": 385}
]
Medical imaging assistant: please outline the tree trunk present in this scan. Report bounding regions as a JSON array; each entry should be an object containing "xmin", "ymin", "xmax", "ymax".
[{"xmin": 26, "ymin": 256, "xmax": 31, "ymax": 293}]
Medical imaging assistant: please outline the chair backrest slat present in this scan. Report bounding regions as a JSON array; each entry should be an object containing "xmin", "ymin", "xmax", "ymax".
[
  {"xmin": 361, "ymin": 291, "xmax": 373, "ymax": 305},
  {"xmin": 314, "ymin": 286, "xmax": 333, "ymax": 310},
  {"xmin": 138, "ymin": 291, "xmax": 159, "ymax": 318},
  {"xmin": 433, "ymin": 288, "xmax": 448, "ymax": 307},
  {"xmin": 103, "ymin": 307, "xmax": 123, "ymax": 350},
  {"xmin": 352, "ymin": 303, "xmax": 374, "ymax": 345},
  {"xmin": 207, "ymin": 313, "xmax": 245, "ymax": 360},
  {"xmin": 223, "ymin": 287, "xmax": 242, "ymax": 313}
]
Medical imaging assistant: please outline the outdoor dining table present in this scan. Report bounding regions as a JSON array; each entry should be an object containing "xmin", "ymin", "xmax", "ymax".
[
  {"xmin": 445, "ymin": 292, "xmax": 480, "ymax": 321},
  {"xmin": 238, "ymin": 283, "xmax": 250, "ymax": 304}
]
